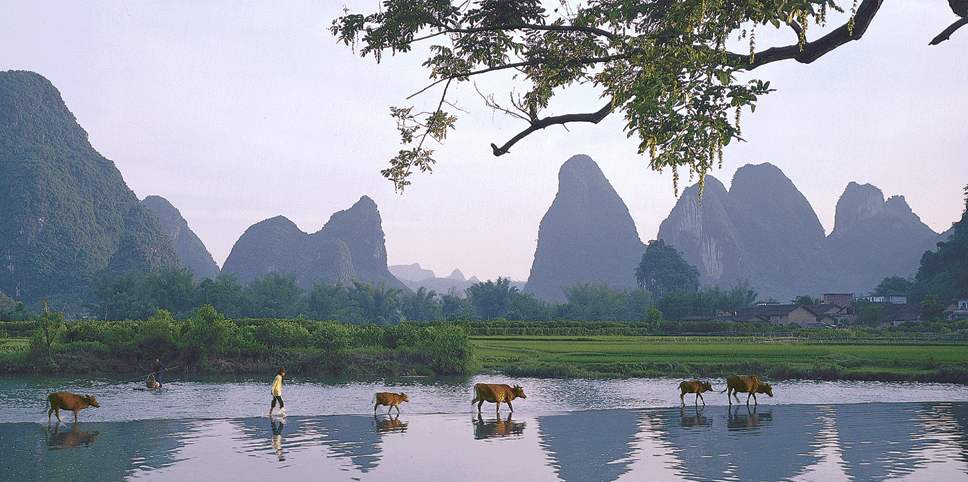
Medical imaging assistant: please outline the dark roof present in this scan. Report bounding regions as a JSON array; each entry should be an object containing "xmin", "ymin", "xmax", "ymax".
[
  {"xmin": 879, "ymin": 301, "xmax": 920, "ymax": 322},
  {"xmin": 802, "ymin": 304, "xmax": 841, "ymax": 316},
  {"xmin": 735, "ymin": 304, "xmax": 800, "ymax": 317}
]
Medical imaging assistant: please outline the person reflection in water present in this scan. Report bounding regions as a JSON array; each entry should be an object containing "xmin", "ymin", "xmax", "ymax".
[{"xmin": 271, "ymin": 418, "xmax": 285, "ymax": 461}]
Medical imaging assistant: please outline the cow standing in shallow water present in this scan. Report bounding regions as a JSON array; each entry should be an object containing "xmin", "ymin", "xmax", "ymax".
[
  {"xmin": 678, "ymin": 380, "xmax": 713, "ymax": 407},
  {"xmin": 374, "ymin": 392, "xmax": 408, "ymax": 414},
  {"xmin": 472, "ymin": 383, "xmax": 526, "ymax": 413},
  {"xmin": 47, "ymin": 392, "xmax": 100, "ymax": 422},
  {"xmin": 722, "ymin": 375, "xmax": 773, "ymax": 406}
]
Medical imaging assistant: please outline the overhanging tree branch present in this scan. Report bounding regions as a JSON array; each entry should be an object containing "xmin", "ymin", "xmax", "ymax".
[
  {"xmin": 930, "ymin": 17, "xmax": 968, "ymax": 45},
  {"xmin": 332, "ymin": 0, "xmax": 962, "ymax": 192},
  {"xmin": 490, "ymin": 102, "xmax": 613, "ymax": 156},
  {"xmin": 487, "ymin": 1, "xmax": 884, "ymax": 158},
  {"xmin": 733, "ymin": 0, "xmax": 884, "ymax": 69}
]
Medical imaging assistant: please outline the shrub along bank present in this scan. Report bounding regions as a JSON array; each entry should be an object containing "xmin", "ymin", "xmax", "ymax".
[{"xmin": 0, "ymin": 305, "xmax": 476, "ymax": 377}]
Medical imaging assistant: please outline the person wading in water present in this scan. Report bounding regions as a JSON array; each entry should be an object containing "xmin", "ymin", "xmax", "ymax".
[{"xmin": 269, "ymin": 368, "xmax": 286, "ymax": 415}]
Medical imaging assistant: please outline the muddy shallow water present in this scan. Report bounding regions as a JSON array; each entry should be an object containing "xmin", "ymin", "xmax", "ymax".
[{"xmin": 2, "ymin": 375, "xmax": 967, "ymax": 481}]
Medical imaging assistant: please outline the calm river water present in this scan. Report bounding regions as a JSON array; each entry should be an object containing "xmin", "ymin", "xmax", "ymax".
[{"xmin": 1, "ymin": 375, "xmax": 967, "ymax": 481}]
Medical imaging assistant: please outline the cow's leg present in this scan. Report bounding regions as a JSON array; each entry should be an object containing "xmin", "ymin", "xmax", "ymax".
[
  {"xmin": 73, "ymin": 410, "xmax": 79, "ymax": 422},
  {"xmin": 477, "ymin": 400, "xmax": 485, "ymax": 412},
  {"xmin": 507, "ymin": 400, "xmax": 514, "ymax": 412},
  {"xmin": 746, "ymin": 392, "xmax": 753, "ymax": 407},
  {"xmin": 680, "ymin": 393, "xmax": 686, "ymax": 406},
  {"xmin": 726, "ymin": 389, "xmax": 732, "ymax": 405},
  {"xmin": 751, "ymin": 393, "xmax": 758, "ymax": 406},
  {"xmin": 48, "ymin": 405, "xmax": 55, "ymax": 422},
  {"xmin": 697, "ymin": 393, "xmax": 704, "ymax": 406},
  {"xmin": 374, "ymin": 403, "xmax": 380, "ymax": 413}
]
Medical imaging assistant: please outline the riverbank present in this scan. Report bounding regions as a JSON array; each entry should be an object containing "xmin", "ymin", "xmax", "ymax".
[
  {"xmin": 4, "ymin": 330, "xmax": 968, "ymax": 383},
  {"xmin": 471, "ymin": 335, "xmax": 968, "ymax": 383}
]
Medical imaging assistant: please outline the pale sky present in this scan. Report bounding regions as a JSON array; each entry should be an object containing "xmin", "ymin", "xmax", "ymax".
[{"xmin": 3, "ymin": 1, "xmax": 965, "ymax": 283}]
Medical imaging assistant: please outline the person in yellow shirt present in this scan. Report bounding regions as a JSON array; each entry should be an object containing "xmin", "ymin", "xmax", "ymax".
[{"xmin": 269, "ymin": 368, "xmax": 286, "ymax": 415}]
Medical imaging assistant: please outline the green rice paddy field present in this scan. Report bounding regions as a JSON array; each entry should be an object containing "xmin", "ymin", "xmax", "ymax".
[{"xmin": 470, "ymin": 335, "xmax": 968, "ymax": 381}]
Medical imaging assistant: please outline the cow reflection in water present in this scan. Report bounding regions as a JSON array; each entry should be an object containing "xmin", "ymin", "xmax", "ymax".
[
  {"xmin": 474, "ymin": 413, "xmax": 525, "ymax": 440},
  {"xmin": 271, "ymin": 418, "xmax": 285, "ymax": 461},
  {"xmin": 47, "ymin": 423, "xmax": 99, "ymax": 450},
  {"xmin": 680, "ymin": 405, "xmax": 712, "ymax": 428},
  {"xmin": 727, "ymin": 405, "xmax": 772, "ymax": 430},
  {"xmin": 374, "ymin": 413, "xmax": 408, "ymax": 433}
]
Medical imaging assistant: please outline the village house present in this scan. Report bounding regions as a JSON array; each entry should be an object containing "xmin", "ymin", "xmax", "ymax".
[
  {"xmin": 945, "ymin": 298, "xmax": 968, "ymax": 321},
  {"xmin": 696, "ymin": 292, "xmax": 964, "ymax": 327},
  {"xmin": 722, "ymin": 303, "xmax": 845, "ymax": 328}
]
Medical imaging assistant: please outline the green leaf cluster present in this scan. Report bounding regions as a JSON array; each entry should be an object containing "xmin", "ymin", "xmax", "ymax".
[{"xmin": 332, "ymin": 0, "xmax": 862, "ymax": 192}]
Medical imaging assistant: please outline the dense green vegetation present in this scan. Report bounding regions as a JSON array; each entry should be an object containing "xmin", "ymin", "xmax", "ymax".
[
  {"xmin": 636, "ymin": 239, "xmax": 701, "ymax": 298},
  {"xmin": 0, "ymin": 306, "xmax": 475, "ymax": 377},
  {"xmin": 913, "ymin": 185, "xmax": 968, "ymax": 303},
  {"xmin": 71, "ymin": 266, "xmax": 766, "ymax": 327}
]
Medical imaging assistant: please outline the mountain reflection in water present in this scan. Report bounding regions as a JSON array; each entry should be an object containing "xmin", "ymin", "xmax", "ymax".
[{"xmin": 2, "ymin": 402, "xmax": 967, "ymax": 481}]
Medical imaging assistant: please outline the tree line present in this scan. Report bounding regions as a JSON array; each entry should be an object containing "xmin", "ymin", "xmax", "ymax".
[{"xmin": 65, "ymin": 263, "xmax": 762, "ymax": 326}]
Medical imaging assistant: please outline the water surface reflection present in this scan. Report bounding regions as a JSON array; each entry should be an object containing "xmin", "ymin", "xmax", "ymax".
[
  {"xmin": 6, "ymin": 403, "xmax": 966, "ymax": 481},
  {"xmin": 474, "ymin": 412, "xmax": 525, "ymax": 439},
  {"xmin": 46, "ymin": 423, "xmax": 99, "ymax": 450}
]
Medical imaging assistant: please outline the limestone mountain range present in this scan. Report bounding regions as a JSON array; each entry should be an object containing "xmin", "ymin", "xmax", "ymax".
[{"xmin": 0, "ymin": 71, "xmax": 950, "ymax": 308}]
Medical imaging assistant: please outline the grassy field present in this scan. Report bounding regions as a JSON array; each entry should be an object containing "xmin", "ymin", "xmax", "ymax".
[{"xmin": 470, "ymin": 335, "xmax": 968, "ymax": 381}]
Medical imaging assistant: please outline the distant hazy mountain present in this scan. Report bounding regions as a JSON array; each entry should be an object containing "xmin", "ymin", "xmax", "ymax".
[
  {"xmin": 142, "ymin": 195, "xmax": 220, "ymax": 280},
  {"xmin": 524, "ymin": 154, "xmax": 646, "ymax": 302},
  {"xmin": 0, "ymin": 71, "xmax": 179, "ymax": 307},
  {"xmin": 389, "ymin": 263, "xmax": 436, "ymax": 282},
  {"xmin": 825, "ymin": 182, "xmax": 944, "ymax": 294},
  {"xmin": 658, "ymin": 163, "xmax": 943, "ymax": 301},
  {"xmin": 387, "ymin": 263, "xmax": 504, "ymax": 295},
  {"xmin": 221, "ymin": 196, "xmax": 407, "ymax": 291}
]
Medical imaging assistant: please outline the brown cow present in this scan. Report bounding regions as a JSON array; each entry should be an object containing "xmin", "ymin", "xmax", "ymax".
[
  {"xmin": 722, "ymin": 375, "xmax": 773, "ymax": 406},
  {"xmin": 471, "ymin": 383, "xmax": 526, "ymax": 413},
  {"xmin": 47, "ymin": 392, "xmax": 100, "ymax": 422},
  {"xmin": 374, "ymin": 392, "xmax": 409, "ymax": 414},
  {"xmin": 678, "ymin": 380, "xmax": 713, "ymax": 407}
]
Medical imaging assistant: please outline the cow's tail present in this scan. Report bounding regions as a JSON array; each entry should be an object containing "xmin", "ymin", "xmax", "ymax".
[{"xmin": 720, "ymin": 387, "xmax": 728, "ymax": 393}]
